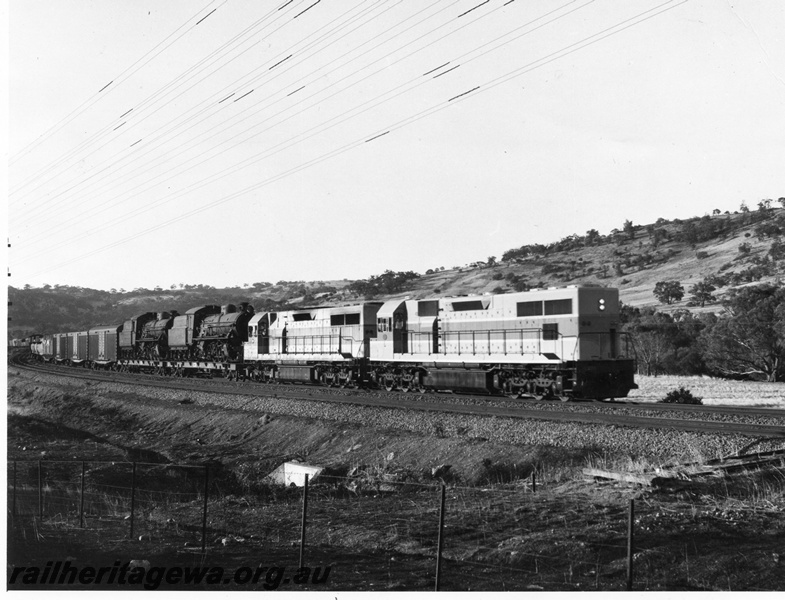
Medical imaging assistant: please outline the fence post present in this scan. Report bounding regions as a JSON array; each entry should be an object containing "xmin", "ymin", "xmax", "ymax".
[
  {"xmin": 79, "ymin": 461, "xmax": 86, "ymax": 528},
  {"xmin": 531, "ymin": 471, "xmax": 536, "ymax": 493},
  {"xmin": 202, "ymin": 465, "xmax": 209, "ymax": 554},
  {"xmin": 299, "ymin": 474, "xmax": 309, "ymax": 570},
  {"xmin": 627, "ymin": 498, "xmax": 635, "ymax": 591},
  {"xmin": 435, "ymin": 484, "xmax": 446, "ymax": 592},
  {"xmin": 129, "ymin": 462, "xmax": 137, "ymax": 540},
  {"xmin": 38, "ymin": 460, "xmax": 43, "ymax": 520},
  {"xmin": 12, "ymin": 461, "xmax": 17, "ymax": 517}
]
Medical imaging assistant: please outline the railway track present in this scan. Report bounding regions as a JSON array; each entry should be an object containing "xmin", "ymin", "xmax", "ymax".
[{"xmin": 11, "ymin": 353, "xmax": 785, "ymax": 439}]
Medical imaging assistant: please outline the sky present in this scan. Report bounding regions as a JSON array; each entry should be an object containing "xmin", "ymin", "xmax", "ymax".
[{"xmin": 4, "ymin": 0, "xmax": 785, "ymax": 291}]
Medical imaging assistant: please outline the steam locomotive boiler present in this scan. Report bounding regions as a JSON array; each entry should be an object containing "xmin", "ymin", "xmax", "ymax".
[
  {"xmin": 169, "ymin": 303, "xmax": 254, "ymax": 361},
  {"xmin": 119, "ymin": 312, "xmax": 177, "ymax": 360}
]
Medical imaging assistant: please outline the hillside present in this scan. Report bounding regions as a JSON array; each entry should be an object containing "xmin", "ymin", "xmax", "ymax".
[{"xmin": 7, "ymin": 204, "xmax": 785, "ymax": 338}]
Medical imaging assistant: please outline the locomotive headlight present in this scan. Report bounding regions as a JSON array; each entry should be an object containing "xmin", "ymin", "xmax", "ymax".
[{"xmin": 598, "ymin": 298, "xmax": 606, "ymax": 311}]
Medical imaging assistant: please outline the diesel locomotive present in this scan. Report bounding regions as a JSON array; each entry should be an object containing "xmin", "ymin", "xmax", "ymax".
[{"xmin": 30, "ymin": 285, "xmax": 637, "ymax": 400}]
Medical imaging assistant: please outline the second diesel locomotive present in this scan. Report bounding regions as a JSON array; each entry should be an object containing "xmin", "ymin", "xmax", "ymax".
[{"xmin": 31, "ymin": 285, "xmax": 637, "ymax": 400}]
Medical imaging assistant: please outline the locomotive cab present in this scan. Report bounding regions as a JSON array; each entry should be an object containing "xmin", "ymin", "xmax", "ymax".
[{"xmin": 372, "ymin": 300, "xmax": 409, "ymax": 360}]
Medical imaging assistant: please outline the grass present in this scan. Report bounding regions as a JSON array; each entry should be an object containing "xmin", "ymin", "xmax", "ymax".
[
  {"xmin": 8, "ymin": 451, "xmax": 785, "ymax": 591},
  {"xmin": 630, "ymin": 375, "xmax": 785, "ymax": 407},
  {"xmin": 7, "ymin": 369, "xmax": 785, "ymax": 590}
]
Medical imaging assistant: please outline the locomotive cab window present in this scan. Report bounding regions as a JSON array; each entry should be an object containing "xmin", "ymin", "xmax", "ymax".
[
  {"xmin": 517, "ymin": 301, "xmax": 543, "ymax": 317},
  {"xmin": 332, "ymin": 313, "xmax": 360, "ymax": 326},
  {"xmin": 418, "ymin": 300, "xmax": 439, "ymax": 317},
  {"xmin": 542, "ymin": 323, "xmax": 559, "ymax": 340},
  {"xmin": 292, "ymin": 313, "xmax": 312, "ymax": 322},
  {"xmin": 544, "ymin": 299, "xmax": 572, "ymax": 315},
  {"xmin": 450, "ymin": 300, "xmax": 488, "ymax": 311}
]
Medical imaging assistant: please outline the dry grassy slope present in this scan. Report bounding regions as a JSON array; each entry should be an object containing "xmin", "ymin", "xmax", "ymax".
[
  {"xmin": 397, "ymin": 211, "xmax": 782, "ymax": 311},
  {"xmin": 19, "ymin": 212, "xmax": 779, "ymax": 320}
]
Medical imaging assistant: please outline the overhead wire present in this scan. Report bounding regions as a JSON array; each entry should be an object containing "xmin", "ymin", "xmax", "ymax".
[
  {"xmin": 9, "ymin": 0, "xmax": 227, "ymax": 174},
  {"xmin": 10, "ymin": 0, "xmax": 442, "ymax": 238},
  {"xmin": 16, "ymin": 0, "xmax": 577, "ymax": 252},
  {"xmin": 9, "ymin": 0, "xmax": 301, "ymax": 203},
  {"xmin": 19, "ymin": 0, "xmax": 690, "ymax": 280},
  {"xmin": 11, "ymin": 0, "xmax": 398, "ymax": 239},
  {"xmin": 16, "ymin": 0, "xmax": 578, "ymax": 245},
  {"xmin": 10, "ymin": 0, "xmax": 385, "ymax": 231},
  {"xmin": 13, "ymin": 0, "xmax": 641, "ymax": 258}
]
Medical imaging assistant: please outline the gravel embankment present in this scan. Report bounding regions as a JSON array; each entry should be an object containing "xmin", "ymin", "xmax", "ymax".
[{"xmin": 17, "ymin": 369, "xmax": 784, "ymax": 460}]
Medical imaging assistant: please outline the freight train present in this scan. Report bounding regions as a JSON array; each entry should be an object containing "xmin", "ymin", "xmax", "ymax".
[{"xmin": 29, "ymin": 285, "xmax": 637, "ymax": 400}]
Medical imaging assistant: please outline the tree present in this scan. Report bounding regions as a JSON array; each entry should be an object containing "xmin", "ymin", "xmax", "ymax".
[
  {"xmin": 623, "ymin": 219, "xmax": 635, "ymax": 240},
  {"xmin": 487, "ymin": 256, "xmax": 497, "ymax": 267},
  {"xmin": 758, "ymin": 199, "xmax": 772, "ymax": 212},
  {"xmin": 700, "ymin": 284, "xmax": 785, "ymax": 381},
  {"xmin": 688, "ymin": 281, "xmax": 716, "ymax": 308},
  {"xmin": 585, "ymin": 228, "xmax": 601, "ymax": 245},
  {"xmin": 626, "ymin": 311, "xmax": 677, "ymax": 375},
  {"xmin": 653, "ymin": 281, "xmax": 684, "ymax": 305}
]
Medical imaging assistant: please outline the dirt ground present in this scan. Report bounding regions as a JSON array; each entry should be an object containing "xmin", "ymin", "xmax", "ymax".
[{"xmin": 6, "ymin": 368, "xmax": 785, "ymax": 591}]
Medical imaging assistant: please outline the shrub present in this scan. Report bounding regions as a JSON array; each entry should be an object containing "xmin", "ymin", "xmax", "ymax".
[
  {"xmin": 696, "ymin": 251, "xmax": 709, "ymax": 260},
  {"xmin": 659, "ymin": 387, "xmax": 703, "ymax": 405}
]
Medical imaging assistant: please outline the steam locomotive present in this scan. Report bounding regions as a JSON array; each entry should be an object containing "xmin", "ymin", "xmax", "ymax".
[{"xmin": 30, "ymin": 285, "xmax": 637, "ymax": 400}]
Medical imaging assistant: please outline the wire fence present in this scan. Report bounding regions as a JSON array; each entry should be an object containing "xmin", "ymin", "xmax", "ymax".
[{"xmin": 7, "ymin": 459, "xmax": 784, "ymax": 591}]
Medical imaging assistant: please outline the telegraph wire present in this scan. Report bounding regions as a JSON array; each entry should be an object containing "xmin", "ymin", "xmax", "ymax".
[
  {"xmin": 458, "ymin": 1, "xmax": 491, "ymax": 19},
  {"xmin": 16, "ymin": 0, "xmax": 589, "ymax": 250},
  {"xmin": 10, "ymin": 0, "xmax": 382, "ymax": 228},
  {"xmin": 11, "ymin": 0, "xmax": 411, "ymax": 235},
  {"xmin": 14, "ymin": 0, "xmax": 583, "ymax": 261},
  {"xmin": 423, "ymin": 62, "xmax": 451, "ymax": 76},
  {"xmin": 433, "ymin": 64, "xmax": 461, "ymax": 78},
  {"xmin": 294, "ymin": 1, "xmax": 321, "ymax": 20},
  {"xmin": 19, "ymin": 1, "xmax": 690, "ymax": 279},
  {"xmin": 9, "ymin": 0, "xmax": 291, "ymax": 200},
  {"xmin": 9, "ymin": 0, "xmax": 227, "ymax": 170},
  {"xmin": 195, "ymin": 8, "xmax": 217, "ymax": 26},
  {"xmin": 448, "ymin": 87, "xmax": 481, "ymax": 102}
]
